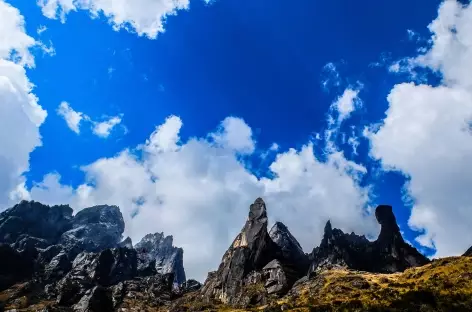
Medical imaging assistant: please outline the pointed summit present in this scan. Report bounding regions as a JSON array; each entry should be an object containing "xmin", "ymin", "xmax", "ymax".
[
  {"xmin": 309, "ymin": 205, "xmax": 429, "ymax": 275},
  {"xmin": 201, "ymin": 198, "xmax": 279, "ymax": 304},
  {"xmin": 269, "ymin": 221, "xmax": 309, "ymax": 279}
]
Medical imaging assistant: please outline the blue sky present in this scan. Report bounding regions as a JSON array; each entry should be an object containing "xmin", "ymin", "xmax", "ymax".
[{"xmin": 1, "ymin": 0, "xmax": 472, "ymax": 281}]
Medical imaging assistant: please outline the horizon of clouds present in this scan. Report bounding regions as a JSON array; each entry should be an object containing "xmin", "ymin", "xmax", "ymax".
[{"xmin": 0, "ymin": 0, "xmax": 471, "ymax": 282}]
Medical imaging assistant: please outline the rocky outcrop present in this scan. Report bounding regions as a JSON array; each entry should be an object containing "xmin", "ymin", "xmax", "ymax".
[
  {"xmin": 464, "ymin": 246, "xmax": 472, "ymax": 257},
  {"xmin": 201, "ymin": 198, "xmax": 280, "ymax": 305},
  {"xmin": 0, "ymin": 201, "xmax": 73, "ymax": 245},
  {"xmin": 60, "ymin": 205, "xmax": 125, "ymax": 253},
  {"xmin": 269, "ymin": 222, "xmax": 309, "ymax": 279},
  {"xmin": 309, "ymin": 205, "xmax": 430, "ymax": 275},
  {"xmin": 135, "ymin": 233, "xmax": 186, "ymax": 286},
  {"xmin": 118, "ymin": 237, "xmax": 133, "ymax": 249},
  {"xmin": 0, "ymin": 244, "xmax": 35, "ymax": 291}
]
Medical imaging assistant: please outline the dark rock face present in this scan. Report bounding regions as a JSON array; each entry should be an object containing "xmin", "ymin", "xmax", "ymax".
[
  {"xmin": 0, "ymin": 243, "xmax": 35, "ymax": 291},
  {"xmin": 262, "ymin": 260, "xmax": 288, "ymax": 295},
  {"xmin": 201, "ymin": 198, "xmax": 279, "ymax": 304},
  {"xmin": 0, "ymin": 200, "xmax": 189, "ymax": 311},
  {"xmin": 464, "ymin": 246, "xmax": 472, "ymax": 257},
  {"xmin": 181, "ymin": 279, "xmax": 202, "ymax": 293},
  {"xmin": 53, "ymin": 247, "xmax": 137, "ymax": 306},
  {"xmin": 73, "ymin": 286, "xmax": 114, "ymax": 312},
  {"xmin": 135, "ymin": 233, "xmax": 186, "ymax": 286},
  {"xmin": 309, "ymin": 205, "xmax": 430, "ymax": 275},
  {"xmin": 0, "ymin": 201, "xmax": 73, "ymax": 245},
  {"xmin": 269, "ymin": 222, "xmax": 309, "ymax": 279},
  {"xmin": 118, "ymin": 237, "xmax": 133, "ymax": 249},
  {"xmin": 60, "ymin": 205, "xmax": 125, "ymax": 253}
]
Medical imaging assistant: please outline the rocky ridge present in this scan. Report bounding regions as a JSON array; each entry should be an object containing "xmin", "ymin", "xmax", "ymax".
[
  {"xmin": 1, "ymin": 198, "xmax": 470, "ymax": 312},
  {"xmin": 0, "ymin": 200, "xmax": 189, "ymax": 311}
]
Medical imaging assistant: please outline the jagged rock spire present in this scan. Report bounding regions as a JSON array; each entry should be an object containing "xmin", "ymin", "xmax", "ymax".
[
  {"xmin": 201, "ymin": 198, "xmax": 279, "ymax": 304},
  {"xmin": 309, "ymin": 205, "xmax": 430, "ymax": 275}
]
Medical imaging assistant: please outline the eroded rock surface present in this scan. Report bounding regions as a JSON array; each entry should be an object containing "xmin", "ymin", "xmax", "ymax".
[
  {"xmin": 309, "ymin": 205, "xmax": 430, "ymax": 275},
  {"xmin": 135, "ymin": 232, "xmax": 186, "ymax": 286}
]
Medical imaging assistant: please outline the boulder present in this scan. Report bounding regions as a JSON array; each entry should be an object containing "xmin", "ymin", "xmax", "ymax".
[
  {"xmin": 55, "ymin": 247, "xmax": 137, "ymax": 306},
  {"xmin": 72, "ymin": 286, "xmax": 113, "ymax": 312},
  {"xmin": 262, "ymin": 260, "xmax": 288, "ymax": 295}
]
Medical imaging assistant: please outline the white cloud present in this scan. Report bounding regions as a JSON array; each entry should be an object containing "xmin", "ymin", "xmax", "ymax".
[
  {"xmin": 30, "ymin": 115, "xmax": 377, "ymax": 281},
  {"xmin": 368, "ymin": 0, "xmax": 472, "ymax": 257},
  {"xmin": 56, "ymin": 101, "xmax": 123, "ymax": 138},
  {"xmin": 211, "ymin": 116, "xmax": 255, "ymax": 154},
  {"xmin": 37, "ymin": 0, "xmax": 191, "ymax": 39},
  {"xmin": 37, "ymin": 25, "xmax": 48, "ymax": 35},
  {"xmin": 57, "ymin": 101, "xmax": 85, "ymax": 134},
  {"xmin": 332, "ymin": 89, "xmax": 361, "ymax": 124},
  {"xmin": 0, "ymin": 0, "xmax": 47, "ymax": 208},
  {"xmin": 0, "ymin": 1, "xmax": 36, "ymax": 67},
  {"xmin": 321, "ymin": 62, "xmax": 341, "ymax": 91},
  {"xmin": 93, "ymin": 116, "xmax": 122, "ymax": 138}
]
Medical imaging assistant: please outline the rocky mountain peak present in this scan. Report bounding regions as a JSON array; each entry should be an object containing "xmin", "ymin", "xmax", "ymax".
[
  {"xmin": 59, "ymin": 205, "xmax": 125, "ymax": 253},
  {"xmin": 201, "ymin": 198, "xmax": 279, "ymax": 304},
  {"xmin": 118, "ymin": 237, "xmax": 133, "ymax": 249},
  {"xmin": 309, "ymin": 205, "xmax": 430, "ymax": 275},
  {"xmin": 0, "ymin": 201, "xmax": 73, "ymax": 245},
  {"xmin": 248, "ymin": 197, "xmax": 267, "ymax": 222},
  {"xmin": 375, "ymin": 205, "xmax": 401, "ymax": 242},
  {"xmin": 135, "ymin": 232, "xmax": 186, "ymax": 286}
]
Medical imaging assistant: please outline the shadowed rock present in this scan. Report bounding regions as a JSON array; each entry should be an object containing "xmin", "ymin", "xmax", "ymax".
[
  {"xmin": 118, "ymin": 237, "xmax": 133, "ymax": 249},
  {"xmin": 59, "ymin": 205, "xmax": 125, "ymax": 252},
  {"xmin": 269, "ymin": 222, "xmax": 309, "ymax": 279},
  {"xmin": 464, "ymin": 246, "xmax": 472, "ymax": 257},
  {"xmin": 201, "ymin": 198, "xmax": 279, "ymax": 305},
  {"xmin": 309, "ymin": 205, "xmax": 430, "ymax": 275},
  {"xmin": 135, "ymin": 232, "xmax": 186, "ymax": 286},
  {"xmin": 0, "ymin": 201, "xmax": 73, "ymax": 245}
]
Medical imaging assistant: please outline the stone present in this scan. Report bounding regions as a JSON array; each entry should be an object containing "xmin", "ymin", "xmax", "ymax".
[
  {"xmin": 135, "ymin": 233, "xmax": 186, "ymax": 285},
  {"xmin": 118, "ymin": 237, "xmax": 133, "ymax": 249},
  {"xmin": 72, "ymin": 286, "xmax": 113, "ymax": 312},
  {"xmin": 308, "ymin": 205, "xmax": 430, "ymax": 275},
  {"xmin": 0, "ymin": 244, "xmax": 35, "ymax": 291},
  {"xmin": 0, "ymin": 201, "xmax": 73, "ymax": 245},
  {"xmin": 201, "ymin": 198, "xmax": 279, "ymax": 305},
  {"xmin": 464, "ymin": 246, "xmax": 472, "ymax": 257},
  {"xmin": 269, "ymin": 222, "xmax": 309, "ymax": 279},
  {"xmin": 262, "ymin": 260, "xmax": 288, "ymax": 295},
  {"xmin": 60, "ymin": 205, "xmax": 125, "ymax": 252}
]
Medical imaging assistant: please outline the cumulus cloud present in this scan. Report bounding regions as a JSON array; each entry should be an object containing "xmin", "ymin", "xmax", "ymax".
[
  {"xmin": 368, "ymin": 0, "xmax": 472, "ymax": 257},
  {"xmin": 0, "ymin": 0, "xmax": 47, "ymax": 208},
  {"xmin": 57, "ymin": 101, "xmax": 85, "ymax": 134},
  {"xmin": 37, "ymin": 0, "xmax": 191, "ymax": 39},
  {"xmin": 93, "ymin": 116, "xmax": 122, "ymax": 138},
  {"xmin": 29, "ymin": 114, "xmax": 377, "ymax": 281},
  {"xmin": 56, "ymin": 101, "xmax": 123, "ymax": 138}
]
